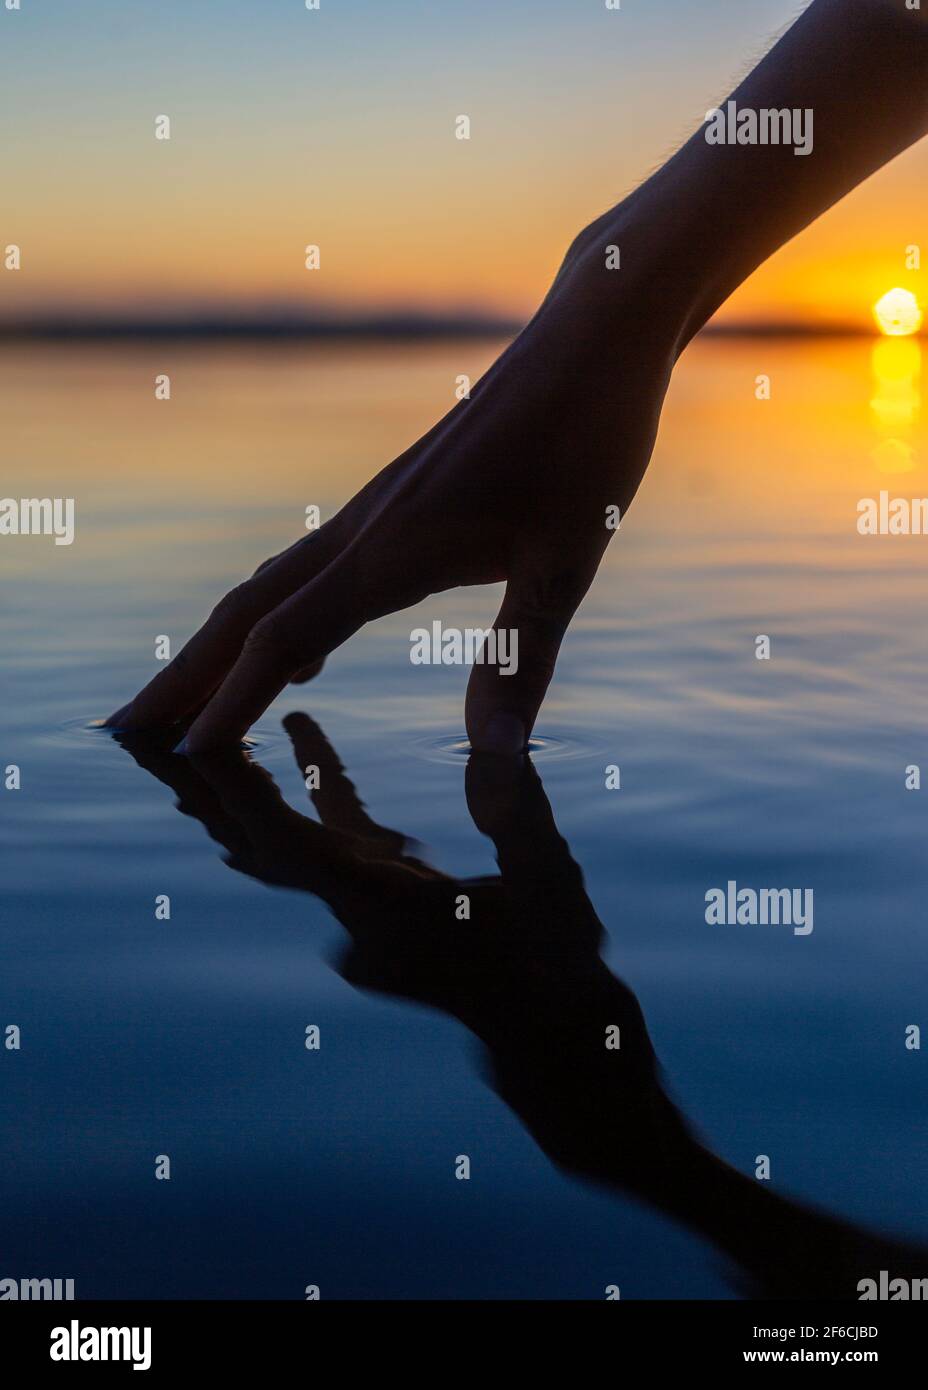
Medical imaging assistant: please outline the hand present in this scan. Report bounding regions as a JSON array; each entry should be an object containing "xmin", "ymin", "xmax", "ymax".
[
  {"xmin": 109, "ymin": 0, "xmax": 928, "ymax": 755},
  {"xmin": 106, "ymin": 215, "xmax": 676, "ymax": 753}
]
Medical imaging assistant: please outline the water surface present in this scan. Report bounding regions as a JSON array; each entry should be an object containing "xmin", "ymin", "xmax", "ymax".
[{"xmin": 2, "ymin": 336, "xmax": 927, "ymax": 1298}]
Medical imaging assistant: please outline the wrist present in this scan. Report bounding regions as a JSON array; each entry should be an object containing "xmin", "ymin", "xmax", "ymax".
[
  {"xmin": 563, "ymin": 0, "xmax": 928, "ymax": 357},
  {"xmin": 552, "ymin": 186, "xmax": 721, "ymax": 362}
]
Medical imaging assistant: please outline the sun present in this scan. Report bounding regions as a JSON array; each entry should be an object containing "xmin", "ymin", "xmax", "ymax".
[{"xmin": 873, "ymin": 288, "xmax": 923, "ymax": 337}]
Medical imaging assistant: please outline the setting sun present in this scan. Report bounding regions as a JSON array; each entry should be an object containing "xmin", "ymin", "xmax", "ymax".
[{"xmin": 873, "ymin": 288, "xmax": 923, "ymax": 337}]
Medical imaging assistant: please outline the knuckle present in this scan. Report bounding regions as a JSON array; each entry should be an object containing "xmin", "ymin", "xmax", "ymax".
[
  {"xmin": 242, "ymin": 616, "xmax": 299, "ymax": 668},
  {"xmin": 250, "ymin": 528, "xmax": 322, "ymax": 580},
  {"xmin": 243, "ymin": 615, "xmax": 281, "ymax": 652},
  {"xmin": 211, "ymin": 582, "xmax": 255, "ymax": 627}
]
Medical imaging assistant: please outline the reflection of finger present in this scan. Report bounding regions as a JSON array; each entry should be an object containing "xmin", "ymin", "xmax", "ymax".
[
  {"xmin": 465, "ymin": 753, "xmax": 591, "ymax": 928},
  {"xmin": 283, "ymin": 711, "xmax": 407, "ymax": 854},
  {"xmin": 465, "ymin": 753, "xmax": 540, "ymax": 838},
  {"xmin": 182, "ymin": 548, "xmax": 371, "ymax": 753},
  {"xmin": 105, "ymin": 526, "xmax": 341, "ymax": 731},
  {"xmin": 465, "ymin": 754, "xmax": 561, "ymax": 864},
  {"xmin": 189, "ymin": 750, "xmax": 313, "ymax": 852},
  {"xmin": 114, "ymin": 734, "xmax": 250, "ymax": 862}
]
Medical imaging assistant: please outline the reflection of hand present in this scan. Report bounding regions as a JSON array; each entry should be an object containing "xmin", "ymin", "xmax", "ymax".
[
  {"xmin": 117, "ymin": 713, "xmax": 689, "ymax": 1180},
  {"xmin": 118, "ymin": 717, "xmax": 928, "ymax": 1298},
  {"xmin": 117, "ymin": 712, "xmax": 652, "ymax": 1047}
]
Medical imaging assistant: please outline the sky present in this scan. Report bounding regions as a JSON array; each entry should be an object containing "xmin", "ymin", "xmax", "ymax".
[{"xmin": 1, "ymin": 0, "xmax": 925, "ymax": 330}]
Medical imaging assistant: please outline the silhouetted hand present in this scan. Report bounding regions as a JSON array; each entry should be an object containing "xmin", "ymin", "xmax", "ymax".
[
  {"xmin": 107, "ymin": 0, "xmax": 928, "ymax": 753},
  {"xmin": 107, "ymin": 228, "xmax": 673, "ymax": 755}
]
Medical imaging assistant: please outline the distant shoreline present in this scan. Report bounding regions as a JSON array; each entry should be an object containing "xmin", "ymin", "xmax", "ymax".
[{"xmin": 0, "ymin": 317, "xmax": 914, "ymax": 343}]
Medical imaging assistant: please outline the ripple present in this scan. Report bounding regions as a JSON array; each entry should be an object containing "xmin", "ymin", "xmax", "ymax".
[
  {"xmin": 407, "ymin": 730, "xmax": 601, "ymax": 765},
  {"xmin": 49, "ymin": 717, "xmax": 272, "ymax": 752}
]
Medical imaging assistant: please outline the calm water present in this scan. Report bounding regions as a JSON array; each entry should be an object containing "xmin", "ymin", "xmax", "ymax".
[{"xmin": 2, "ymin": 335, "xmax": 927, "ymax": 1299}]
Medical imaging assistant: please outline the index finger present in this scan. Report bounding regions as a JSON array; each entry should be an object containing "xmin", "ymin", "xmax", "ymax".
[
  {"xmin": 106, "ymin": 525, "xmax": 341, "ymax": 731},
  {"xmin": 180, "ymin": 545, "xmax": 379, "ymax": 753}
]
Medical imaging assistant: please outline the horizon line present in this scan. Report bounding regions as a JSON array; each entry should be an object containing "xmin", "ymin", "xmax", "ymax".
[{"xmin": 0, "ymin": 313, "xmax": 916, "ymax": 343}]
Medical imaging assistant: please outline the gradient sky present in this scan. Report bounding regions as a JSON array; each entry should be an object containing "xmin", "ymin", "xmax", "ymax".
[{"xmin": 1, "ymin": 0, "xmax": 925, "ymax": 328}]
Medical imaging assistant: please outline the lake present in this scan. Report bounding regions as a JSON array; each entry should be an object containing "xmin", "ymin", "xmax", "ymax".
[{"xmin": 2, "ymin": 333, "xmax": 926, "ymax": 1298}]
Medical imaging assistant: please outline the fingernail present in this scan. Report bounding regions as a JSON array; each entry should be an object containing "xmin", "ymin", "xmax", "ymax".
[{"xmin": 478, "ymin": 714, "xmax": 526, "ymax": 756}]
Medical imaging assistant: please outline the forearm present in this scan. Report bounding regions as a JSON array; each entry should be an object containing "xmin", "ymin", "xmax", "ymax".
[{"xmin": 582, "ymin": 0, "xmax": 928, "ymax": 353}]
